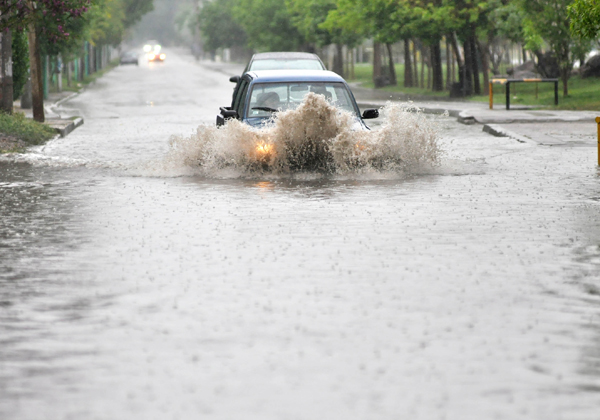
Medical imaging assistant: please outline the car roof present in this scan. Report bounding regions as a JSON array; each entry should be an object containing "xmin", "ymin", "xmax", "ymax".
[
  {"xmin": 245, "ymin": 70, "xmax": 347, "ymax": 84},
  {"xmin": 251, "ymin": 52, "xmax": 321, "ymax": 61}
]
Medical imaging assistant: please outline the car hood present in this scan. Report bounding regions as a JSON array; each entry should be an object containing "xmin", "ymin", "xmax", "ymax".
[{"xmin": 243, "ymin": 116, "xmax": 369, "ymax": 131}]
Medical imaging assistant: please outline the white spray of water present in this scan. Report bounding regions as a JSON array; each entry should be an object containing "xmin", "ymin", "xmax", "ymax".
[{"xmin": 152, "ymin": 93, "xmax": 442, "ymax": 178}]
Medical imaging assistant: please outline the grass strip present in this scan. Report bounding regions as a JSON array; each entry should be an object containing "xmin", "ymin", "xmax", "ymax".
[
  {"xmin": 0, "ymin": 112, "xmax": 57, "ymax": 152},
  {"xmin": 349, "ymin": 63, "xmax": 600, "ymax": 110}
]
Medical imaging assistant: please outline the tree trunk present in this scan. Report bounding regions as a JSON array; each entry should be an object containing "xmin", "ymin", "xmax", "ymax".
[
  {"xmin": 420, "ymin": 46, "xmax": 425, "ymax": 89},
  {"xmin": 412, "ymin": 39, "xmax": 418, "ymax": 87},
  {"xmin": 431, "ymin": 42, "xmax": 443, "ymax": 92},
  {"xmin": 403, "ymin": 38, "xmax": 413, "ymax": 88},
  {"xmin": 478, "ymin": 40, "xmax": 490, "ymax": 95},
  {"xmin": 20, "ymin": 77, "xmax": 32, "ymax": 109},
  {"xmin": 333, "ymin": 43, "xmax": 344, "ymax": 77},
  {"xmin": 445, "ymin": 38, "xmax": 451, "ymax": 91},
  {"xmin": 463, "ymin": 39, "xmax": 473, "ymax": 96},
  {"xmin": 1, "ymin": 28, "xmax": 14, "ymax": 114},
  {"xmin": 470, "ymin": 36, "xmax": 481, "ymax": 95},
  {"xmin": 27, "ymin": 24, "xmax": 44, "ymax": 122},
  {"xmin": 373, "ymin": 42, "xmax": 382, "ymax": 86},
  {"xmin": 449, "ymin": 32, "xmax": 464, "ymax": 68},
  {"xmin": 427, "ymin": 48, "xmax": 431, "ymax": 89},
  {"xmin": 386, "ymin": 43, "xmax": 397, "ymax": 86},
  {"xmin": 451, "ymin": 45, "xmax": 456, "ymax": 84}
]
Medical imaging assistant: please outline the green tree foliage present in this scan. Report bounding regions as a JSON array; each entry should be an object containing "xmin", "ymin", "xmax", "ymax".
[
  {"xmin": 568, "ymin": 0, "xmax": 600, "ymax": 39},
  {"xmin": 287, "ymin": 0, "xmax": 361, "ymax": 48},
  {"xmin": 517, "ymin": 0, "xmax": 590, "ymax": 95},
  {"xmin": 232, "ymin": 0, "xmax": 305, "ymax": 51},
  {"xmin": 122, "ymin": 0, "xmax": 154, "ymax": 28},
  {"xmin": 198, "ymin": 0, "xmax": 247, "ymax": 52},
  {"xmin": 0, "ymin": 0, "xmax": 91, "ymax": 40}
]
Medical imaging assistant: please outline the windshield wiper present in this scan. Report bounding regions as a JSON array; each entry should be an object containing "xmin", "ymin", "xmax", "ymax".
[{"xmin": 252, "ymin": 106, "xmax": 278, "ymax": 113}]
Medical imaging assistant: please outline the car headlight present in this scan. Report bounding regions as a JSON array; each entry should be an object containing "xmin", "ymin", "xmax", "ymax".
[
  {"xmin": 159, "ymin": 53, "xmax": 166, "ymax": 60},
  {"xmin": 255, "ymin": 142, "xmax": 273, "ymax": 158},
  {"xmin": 148, "ymin": 53, "xmax": 156, "ymax": 60}
]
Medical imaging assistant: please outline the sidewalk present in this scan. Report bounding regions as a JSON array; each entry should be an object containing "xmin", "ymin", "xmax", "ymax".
[{"xmin": 15, "ymin": 90, "xmax": 84, "ymax": 138}]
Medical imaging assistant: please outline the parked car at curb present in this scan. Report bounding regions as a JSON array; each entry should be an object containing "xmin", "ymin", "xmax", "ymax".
[
  {"xmin": 120, "ymin": 51, "xmax": 139, "ymax": 66},
  {"xmin": 216, "ymin": 70, "xmax": 379, "ymax": 129}
]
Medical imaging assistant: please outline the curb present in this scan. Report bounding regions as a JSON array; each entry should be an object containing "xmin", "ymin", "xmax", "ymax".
[
  {"xmin": 482, "ymin": 124, "xmax": 534, "ymax": 144},
  {"xmin": 44, "ymin": 116, "xmax": 84, "ymax": 138},
  {"xmin": 44, "ymin": 91, "xmax": 84, "ymax": 138}
]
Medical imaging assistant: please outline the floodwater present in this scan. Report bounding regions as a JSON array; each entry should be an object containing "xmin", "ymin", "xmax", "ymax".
[{"xmin": 1, "ymin": 49, "xmax": 600, "ymax": 420}]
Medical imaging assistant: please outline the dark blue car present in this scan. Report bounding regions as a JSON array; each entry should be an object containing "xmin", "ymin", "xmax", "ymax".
[{"xmin": 217, "ymin": 70, "xmax": 379, "ymax": 128}]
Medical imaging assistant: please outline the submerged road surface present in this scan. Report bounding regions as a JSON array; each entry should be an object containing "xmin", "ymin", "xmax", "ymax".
[{"xmin": 1, "ymin": 49, "xmax": 600, "ymax": 420}]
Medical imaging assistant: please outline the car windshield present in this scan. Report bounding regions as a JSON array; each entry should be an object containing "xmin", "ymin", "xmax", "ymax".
[
  {"xmin": 247, "ymin": 82, "xmax": 357, "ymax": 118},
  {"xmin": 249, "ymin": 59, "xmax": 325, "ymax": 71}
]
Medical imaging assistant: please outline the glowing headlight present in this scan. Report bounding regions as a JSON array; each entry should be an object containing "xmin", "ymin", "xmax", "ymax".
[
  {"xmin": 148, "ymin": 53, "xmax": 156, "ymax": 60},
  {"xmin": 159, "ymin": 53, "xmax": 166, "ymax": 60},
  {"xmin": 143, "ymin": 44, "xmax": 151, "ymax": 52},
  {"xmin": 255, "ymin": 142, "xmax": 273, "ymax": 157}
]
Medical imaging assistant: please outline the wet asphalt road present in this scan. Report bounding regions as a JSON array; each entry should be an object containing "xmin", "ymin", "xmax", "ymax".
[{"xmin": 1, "ymin": 48, "xmax": 600, "ymax": 420}]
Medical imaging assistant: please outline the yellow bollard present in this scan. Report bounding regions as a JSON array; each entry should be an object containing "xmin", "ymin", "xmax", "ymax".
[
  {"xmin": 597, "ymin": 117, "xmax": 600, "ymax": 166},
  {"xmin": 489, "ymin": 82, "xmax": 493, "ymax": 109}
]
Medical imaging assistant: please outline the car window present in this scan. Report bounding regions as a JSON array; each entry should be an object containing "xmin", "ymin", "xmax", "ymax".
[
  {"xmin": 249, "ymin": 59, "xmax": 325, "ymax": 71},
  {"xmin": 246, "ymin": 82, "xmax": 356, "ymax": 118},
  {"xmin": 233, "ymin": 79, "xmax": 249, "ymax": 116}
]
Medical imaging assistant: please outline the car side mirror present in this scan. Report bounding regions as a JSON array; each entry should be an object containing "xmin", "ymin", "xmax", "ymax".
[
  {"xmin": 362, "ymin": 109, "xmax": 379, "ymax": 119},
  {"xmin": 220, "ymin": 107, "xmax": 238, "ymax": 118},
  {"xmin": 229, "ymin": 76, "xmax": 240, "ymax": 83},
  {"xmin": 217, "ymin": 107, "xmax": 239, "ymax": 126}
]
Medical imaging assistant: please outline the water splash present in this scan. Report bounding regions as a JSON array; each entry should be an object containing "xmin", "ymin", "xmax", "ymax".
[{"xmin": 154, "ymin": 93, "xmax": 442, "ymax": 178}]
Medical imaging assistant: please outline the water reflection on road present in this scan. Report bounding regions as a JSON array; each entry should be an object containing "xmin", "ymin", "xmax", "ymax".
[{"xmin": 1, "ymin": 50, "xmax": 600, "ymax": 420}]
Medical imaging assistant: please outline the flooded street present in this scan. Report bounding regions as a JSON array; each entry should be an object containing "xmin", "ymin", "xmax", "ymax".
[{"xmin": 1, "ymin": 49, "xmax": 600, "ymax": 419}]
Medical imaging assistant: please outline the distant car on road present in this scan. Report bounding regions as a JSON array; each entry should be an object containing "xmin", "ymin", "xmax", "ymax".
[
  {"xmin": 147, "ymin": 50, "xmax": 166, "ymax": 62},
  {"xmin": 143, "ymin": 41, "xmax": 165, "ymax": 62},
  {"xmin": 143, "ymin": 40, "xmax": 160, "ymax": 53},
  {"xmin": 245, "ymin": 52, "xmax": 326, "ymax": 72},
  {"xmin": 120, "ymin": 51, "xmax": 139, "ymax": 66},
  {"xmin": 217, "ymin": 70, "xmax": 378, "ymax": 128},
  {"xmin": 228, "ymin": 52, "xmax": 326, "ymax": 86}
]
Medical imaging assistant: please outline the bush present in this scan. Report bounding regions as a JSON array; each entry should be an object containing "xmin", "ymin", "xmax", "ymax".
[{"xmin": 0, "ymin": 112, "xmax": 56, "ymax": 145}]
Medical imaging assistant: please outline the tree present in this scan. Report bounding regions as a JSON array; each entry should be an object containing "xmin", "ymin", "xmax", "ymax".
[
  {"xmin": 11, "ymin": 29, "xmax": 28, "ymax": 101},
  {"xmin": 1, "ymin": 27, "xmax": 12, "ymax": 113},
  {"xmin": 122, "ymin": 0, "xmax": 154, "ymax": 28},
  {"xmin": 198, "ymin": 0, "xmax": 246, "ymax": 54},
  {"xmin": 518, "ymin": 0, "xmax": 591, "ymax": 96},
  {"xmin": 0, "ymin": 0, "xmax": 91, "ymax": 121},
  {"xmin": 320, "ymin": 0, "xmax": 368, "ymax": 76},
  {"xmin": 232, "ymin": 0, "xmax": 305, "ymax": 51},
  {"xmin": 568, "ymin": 0, "xmax": 600, "ymax": 39},
  {"xmin": 485, "ymin": 1, "xmax": 525, "ymax": 76},
  {"xmin": 408, "ymin": 0, "xmax": 455, "ymax": 91},
  {"xmin": 288, "ymin": 0, "xmax": 363, "ymax": 76}
]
